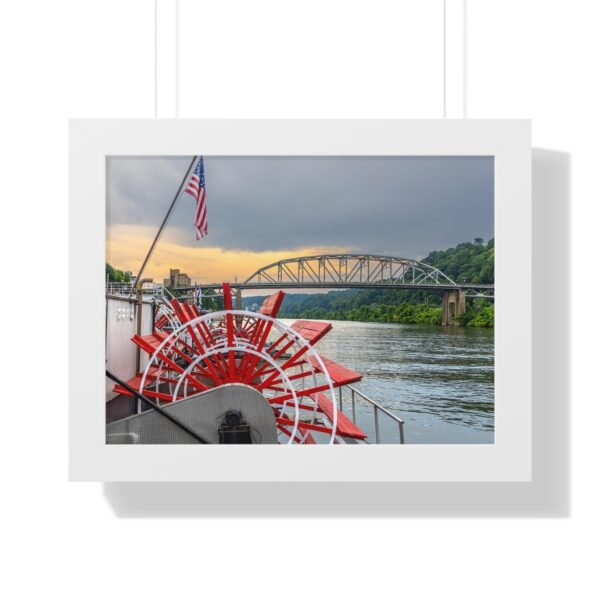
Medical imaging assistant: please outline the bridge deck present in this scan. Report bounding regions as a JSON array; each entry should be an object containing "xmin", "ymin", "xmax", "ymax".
[{"xmin": 174, "ymin": 282, "xmax": 494, "ymax": 291}]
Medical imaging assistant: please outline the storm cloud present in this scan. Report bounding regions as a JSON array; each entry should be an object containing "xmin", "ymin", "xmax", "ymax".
[{"xmin": 107, "ymin": 155, "xmax": 493, "ymax": 259}]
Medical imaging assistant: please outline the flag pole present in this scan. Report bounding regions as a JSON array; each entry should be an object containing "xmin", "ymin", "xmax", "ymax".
[{"xmin": 128, "ymin": 155, "xmax": 198, "ymax": 297}]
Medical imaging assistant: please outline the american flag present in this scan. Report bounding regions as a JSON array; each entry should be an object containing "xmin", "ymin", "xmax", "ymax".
[
  {"xmin": 193, "ymin": 287, "xmax": 202, "ymax": 308},
  {"xmin": 184, "ymin": 157, "xmax": 207, "ymax": 239}
]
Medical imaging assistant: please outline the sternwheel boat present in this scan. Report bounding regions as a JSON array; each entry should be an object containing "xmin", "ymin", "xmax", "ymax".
[{"xmin": 106, "ymin": 283, "xmax": 405, "ymax": 445}]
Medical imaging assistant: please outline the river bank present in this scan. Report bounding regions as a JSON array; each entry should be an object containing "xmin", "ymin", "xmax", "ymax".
[{"xmin": 281, "ymin": 300, "xmax": 494, "ymax": 328}]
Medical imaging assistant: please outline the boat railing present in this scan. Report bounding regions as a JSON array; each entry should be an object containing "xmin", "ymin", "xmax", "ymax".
[
  {"xmin": 106, "ymin": 281, "xmax": 171, "ymax": 299},
  {"xmin": 339, "ymin": 384, "xmax": 405, "ymax": 444}
]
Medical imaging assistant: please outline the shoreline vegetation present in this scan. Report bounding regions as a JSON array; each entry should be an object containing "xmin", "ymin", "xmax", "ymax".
[{"xmin": 279, "ymin": 299, "xmax": 494, "ymax": 328}]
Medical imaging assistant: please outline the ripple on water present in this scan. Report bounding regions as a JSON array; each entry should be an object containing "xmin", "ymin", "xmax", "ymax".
[{"xmin": 282, "ymin": 319, "xmax": 495, "ymax": 443}]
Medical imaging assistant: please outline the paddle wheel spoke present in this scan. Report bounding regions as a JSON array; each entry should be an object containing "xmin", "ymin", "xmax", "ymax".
[
  {"xmin": 262, "ymin": 370, "xmax": 314, "ymax": 385},
  {"xmin": 181, "ymin": 332, "xmax": 225, "ymax": 384},
  {"xmin": 276, "ymin": 417, "xmax": 335, "ymax": 436},
  {"xmin": 258, "ymin": 360, "xmax": 306, "ymax": 378},
  {"xmin": 241, "ymin": 318, "xmax": 277, "ymax": 383},
  {"xmin": 236, "ymin": 318, "xmax": 263, "ymax": 380},
  {"xmin": 257, "ymin": 344, "xmax": 312, "ymax": 391},
  {"xmin": 276, "ymin": 423, "xmax": 309, "ymax": 444},
  {"xmin": 217, "ymin": 283, "xmax": 236, "ymax": 381},
  {"xmin": 272, "ymin": 402, "xmax": 318, "ymax": 412},
  {"xmin": 268, "ymin": 383, "xmax": 335, "ymax": 405},
  {"xmin": 140, "ymin": 390, "xmax": 185, "ymax": 402},
  {"xmin": 144, "ymin": 347, "xmax": 209, "ymax": 392}
]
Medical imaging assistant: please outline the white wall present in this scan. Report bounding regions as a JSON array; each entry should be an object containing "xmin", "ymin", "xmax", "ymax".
[
  {"xmin": 105, "ymin": 297, "xmax": 153, "ymax": 401},
  {"xmin": 2, "ymin": 2, "xmax": 597, "ymax": 600}
]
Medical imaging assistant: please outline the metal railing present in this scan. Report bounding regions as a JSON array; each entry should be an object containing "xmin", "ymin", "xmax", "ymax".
[
  {"xmin": 105, "ymin": 281, "xmax": 170, "ymax": 298},
  {"xmin": 338, "ymin": 385, "xmax": 405, "ymax": 444}
]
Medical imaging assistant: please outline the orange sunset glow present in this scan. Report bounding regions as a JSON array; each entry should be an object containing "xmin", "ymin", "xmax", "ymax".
[{"xmin": 107, "ymin": 224, "xmax": 350, "ymax": 284}]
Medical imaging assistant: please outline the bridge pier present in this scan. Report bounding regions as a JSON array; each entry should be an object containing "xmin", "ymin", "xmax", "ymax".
[{"xmin": 442, "ymin": 290, "xmax": 466, "ymax": 326}]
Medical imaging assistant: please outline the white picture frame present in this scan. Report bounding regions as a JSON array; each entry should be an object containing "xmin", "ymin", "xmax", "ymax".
[{"xmin": 69, "ymin": 119, "xmax": 531, "ymax": 482}]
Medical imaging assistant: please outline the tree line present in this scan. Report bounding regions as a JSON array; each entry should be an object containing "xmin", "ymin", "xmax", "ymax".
[{"xmin": 106, "ymin": 263, "xmax": 131, "ymax": 283}]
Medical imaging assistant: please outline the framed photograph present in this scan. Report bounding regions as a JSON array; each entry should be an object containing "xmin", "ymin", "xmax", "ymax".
[{"xmin": 69, "ymin": 119, "xmax": 531, "ymax": 481}]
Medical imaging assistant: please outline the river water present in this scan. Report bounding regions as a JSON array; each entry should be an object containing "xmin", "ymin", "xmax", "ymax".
[{"xmin": 282, "ymin": 320, "xmax": 495, "ymax": 444}]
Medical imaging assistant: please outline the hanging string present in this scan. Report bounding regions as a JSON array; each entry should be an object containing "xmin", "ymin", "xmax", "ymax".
[
  {"xmin": 463, "ymin": 0, "xmax": 468, "ymax": 118},
  {"xmin": 175, "ymin": 0, "xmax": 180, "ymax": 118},
  {"xmin": 154, "ymin": 0, "xmax": 158, "ymax": 118},
  {"xmin": 153, "ymin": 0, "xmax": 180, "ymax": 118},
  {"xmin": 443, "ymin": 0, "xmax": 447, "ymax": 118}
]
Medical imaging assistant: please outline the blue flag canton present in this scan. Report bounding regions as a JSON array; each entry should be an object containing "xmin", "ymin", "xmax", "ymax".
[{"xmin": 196, "ymin": 158, "xmax": 205, "ymax": 188}]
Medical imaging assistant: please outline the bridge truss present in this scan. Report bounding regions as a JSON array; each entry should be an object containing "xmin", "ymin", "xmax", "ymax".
[
  {"xmin": 172, "ymin": 254, "xmax": 494, "ymax": 298},
  {"xmin": 243, "ymin": 254, "xmax": 459, "ymax": 290}
]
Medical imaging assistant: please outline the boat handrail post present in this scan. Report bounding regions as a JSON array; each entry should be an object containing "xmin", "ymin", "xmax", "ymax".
[{"xmin": 347, "ymin": 384, "xmax": 405, "ymax": 444}]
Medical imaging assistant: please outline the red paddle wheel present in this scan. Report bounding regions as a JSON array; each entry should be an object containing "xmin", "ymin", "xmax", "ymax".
[{"xmin": 113, "ymin": 283, "xmax": 367, "ymax": 444}]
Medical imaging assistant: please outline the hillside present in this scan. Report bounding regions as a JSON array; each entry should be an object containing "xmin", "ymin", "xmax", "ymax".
[{"xmin": 422, "ymin": 237, "xmax": 494, "ymax": 284}]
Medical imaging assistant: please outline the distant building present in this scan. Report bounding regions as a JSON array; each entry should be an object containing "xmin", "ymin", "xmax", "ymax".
[{"xmin": 164, "ymin": 268, "xmax": 191, "ymax": 288}]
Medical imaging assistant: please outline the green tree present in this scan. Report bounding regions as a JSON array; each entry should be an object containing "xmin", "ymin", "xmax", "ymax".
[{"xmin": 106, "ymin": 263, "xmax": 131, "ymax": 283}]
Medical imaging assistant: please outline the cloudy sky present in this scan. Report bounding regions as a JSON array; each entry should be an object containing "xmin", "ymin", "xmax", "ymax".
[{"xmin": 107, "ymin": 156, "xmax": 493, "ymax": 283}]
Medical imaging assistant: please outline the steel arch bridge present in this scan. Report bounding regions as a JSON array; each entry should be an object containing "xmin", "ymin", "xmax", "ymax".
[
  {"xmin": 242, "ymin": 254, "xmax": 459, "ymax": 290},
  {"xmin": 173, "ymin": 254, "xmax": 494, "ymax": 299}
]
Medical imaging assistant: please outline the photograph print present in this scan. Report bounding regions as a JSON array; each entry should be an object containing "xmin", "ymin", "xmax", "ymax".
[{"xmin": 105, "ymin": 155, "xmax": 494, "ymax": 445}]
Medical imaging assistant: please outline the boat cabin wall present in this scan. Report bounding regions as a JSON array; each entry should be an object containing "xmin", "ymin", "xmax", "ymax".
[{"xmin": 105, "ymin": 296, "xmax": 154, "ymax": 403}]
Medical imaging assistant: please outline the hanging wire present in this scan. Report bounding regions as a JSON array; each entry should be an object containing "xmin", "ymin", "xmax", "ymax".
[
  {"xmin": 175, "ymin": 0, "xmax": 180, "ymax": 118},
  {"xmin": 443, "ymin": 0, "xmax": 447, "ymax": 118},
  {"xmin": 463, "ymin": 0, "xmax": 468, "ymax": 118},
  {"xmin": 154, "ymin": 0, "xmax": 158, "ymax": 118},
  {"xmin": 443, "ymin": 0, "xmax": 468, "ymax": 119},
  {"xmin": 153, "ymin": 0, "xmax": 180, "ymax": 118}
]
